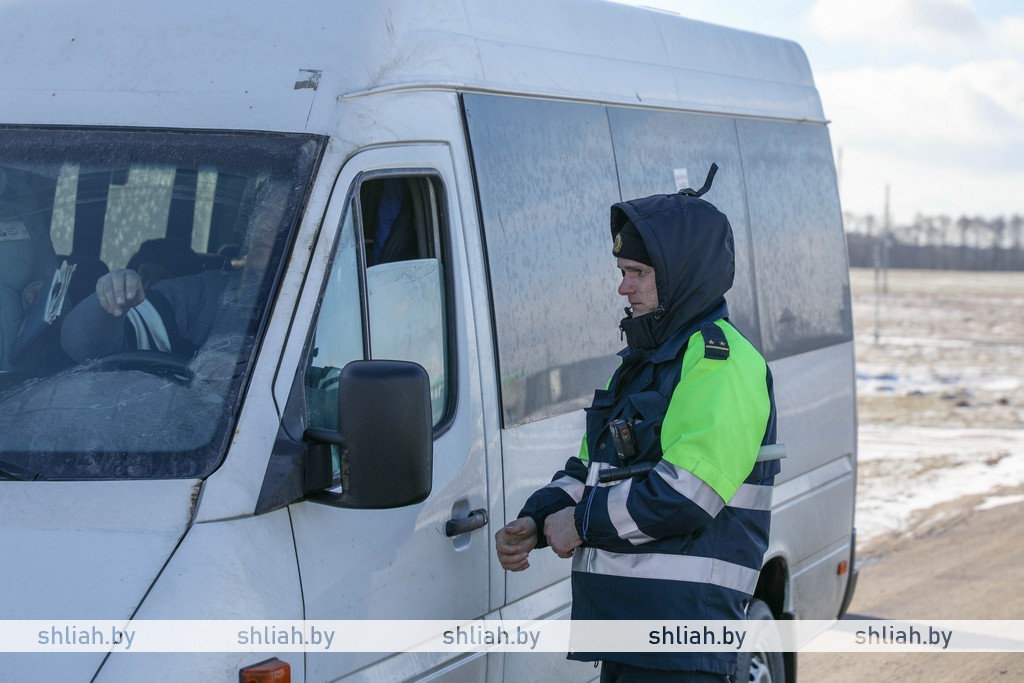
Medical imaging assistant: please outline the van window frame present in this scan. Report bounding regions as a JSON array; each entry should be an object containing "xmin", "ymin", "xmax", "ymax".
[{"xmin": 300, "ymin": 168, "xmax": 458, "ymax": 442}]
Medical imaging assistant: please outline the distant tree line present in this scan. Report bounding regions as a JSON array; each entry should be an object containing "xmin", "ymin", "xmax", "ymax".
[{"xmin": 845, "ymin": 213, "xmax": 1024, "ymax": 271}]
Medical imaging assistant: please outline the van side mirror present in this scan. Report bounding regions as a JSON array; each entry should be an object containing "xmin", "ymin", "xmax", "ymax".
[{"xmin": 306, "ymin": 359, "xmax": 433, "ymax": 509}]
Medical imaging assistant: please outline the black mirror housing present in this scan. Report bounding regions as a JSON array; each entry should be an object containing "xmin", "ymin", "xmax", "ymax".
[
  {"xmin": 330, "ymin": 359, "xmax": 433, "ymax": 508},
  {"xmin": 256, "ymin": 359, "xmax": 433, "ymax": 514}
]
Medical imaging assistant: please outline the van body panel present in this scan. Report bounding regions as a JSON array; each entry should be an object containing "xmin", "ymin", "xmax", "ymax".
[
  {"xmin": 190, "ymin": 367, "xmax": 291, "ymax": 522},
  {"xmin": 1, "ymin": 1, "xmax": 856, "ymax": 679},
  {"xmin": 0, "ymin": 479, "xmax": 197, "ymax": 618},
  {"xmin": 5, "ymin": 651, "xmax": 101, "ymax": 683},
  {"xmin": 1, "ymin": 479, "xmax": 196, "ymax": 681},
  {"xmin": 285, "ymin": 139, "xmax": 494, "ymax": 681},
  {"xmin": 497, "ymin": 579, "xmax": 592, "ymax": 683},
  {"xmin": 769, "ymin": 342, "xmax": 857, "ymax": 488},
  {"xmin": 0, "ymin": 0, "xmax": 823, "ymax": 135},
  {"xmin": 784, "ymin": 495, "xmax": 856, "ymax": 619},
  {"xmin": 767, "ymin": 342, "xmax": 857, "ymax": 616},
  {"xmin": 497, "ymin": 412, "xmax": 585, "ymax": 602},
  {"xmin": 95, "ymin": 509, "xmax": 305, "ymax": 682},
  {"xmin": 463, "ymin": 0, "xmax": 821, "ymax": 122},
  {"xmin": 309, "ymin": 650, "xmax": 488, "ymax": 683}
]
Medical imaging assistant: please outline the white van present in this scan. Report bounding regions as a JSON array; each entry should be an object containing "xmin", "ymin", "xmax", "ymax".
[{"xmin": 0, "ymin": 0, "xmax": 857, "ymax": 680}]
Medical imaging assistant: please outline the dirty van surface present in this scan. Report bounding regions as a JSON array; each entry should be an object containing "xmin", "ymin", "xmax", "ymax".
[{"xmin": 0, "ymin": 0, "xmax": 855, "ymax": 680}]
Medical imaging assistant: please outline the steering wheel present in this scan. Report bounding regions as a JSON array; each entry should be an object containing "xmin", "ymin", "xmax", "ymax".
[{"xmin": 92, "ymin": 350, "xmax": 194, "ymax": 384}]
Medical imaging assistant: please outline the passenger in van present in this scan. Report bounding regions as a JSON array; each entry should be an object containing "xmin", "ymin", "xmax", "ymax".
[
  {"xmin": 360, "ymin": 177, "xmax": 418, "ymax": 266},
  {"xmin": 9, "ymin": 255, "xmax": 109, "ymax": 374},
  {"xmin": 0, "ymin": 168, "xmax": 58, "ymax": 370},
  {"xmin": 60, "ymin": 184, "xmax": 285, "ymax": 364},
  {"xmin": 496, "ymin": 172, "xmax": 779, "ymax": 682}
]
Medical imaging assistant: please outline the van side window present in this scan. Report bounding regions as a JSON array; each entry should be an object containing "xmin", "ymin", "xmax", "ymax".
[
  {"xmin": 462, "ymin": 94, "xmax": 622, "ymax": 428},
  {"xmin": 304, "ymin": 175, "xmax": 450, "ymax": 450},
  {"xmin": 735, "ymin": 119, "xmax": 854, "ymax": 359},
  {"xmin": 607, "ymin": 107, "xmax": 762, "ymax": 351}
]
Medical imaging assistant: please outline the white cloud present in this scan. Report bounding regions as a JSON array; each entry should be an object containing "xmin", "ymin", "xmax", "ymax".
[
  {"xmin": 820, "ymin": 59, "xmax": 1024, "ymax": 219},
  {"xmin": 821, "ymin": 60, "xmax": 1024, "ymax": 153},
  {"xmin": 993, "ymin": 16, "xmax": 1024, "ymax": 57},
  {"xmin": 808, "ymin": 1, "xmax": 1024, "ymax": 219},
  {"xmin": 612, "ymin": 0, "xmax": 1024, "ymax": 220},
  {"xmin": 837, "ymin": 141, "xmax": 1024, "ymax": 221},
  {"xmin": 808, "ymin": 0, "xmax": 985, "ymax": 54}
]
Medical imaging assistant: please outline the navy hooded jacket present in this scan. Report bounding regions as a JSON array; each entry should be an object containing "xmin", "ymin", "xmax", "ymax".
[{"xmin": 519, "ymin": 186, "xmax": 779, "ymax": 675}]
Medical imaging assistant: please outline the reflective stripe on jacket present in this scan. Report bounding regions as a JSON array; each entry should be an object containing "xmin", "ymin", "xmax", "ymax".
[{"xmin": 520, "ymin": 318, "xmax": 778, "ymax": 674}]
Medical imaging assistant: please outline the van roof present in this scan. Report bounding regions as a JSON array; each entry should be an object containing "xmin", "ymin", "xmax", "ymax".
[{"xmin": 0, "ymin": 0, "xmax": 825, "ymax": 133}]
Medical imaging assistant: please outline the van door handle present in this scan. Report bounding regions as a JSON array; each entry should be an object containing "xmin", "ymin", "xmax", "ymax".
[{"xmin": 445, "ymin": 508, "xmax": 489, "ymax": 537}]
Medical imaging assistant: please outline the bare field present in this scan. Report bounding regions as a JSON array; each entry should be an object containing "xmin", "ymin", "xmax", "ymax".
[
  {"xmin": 851, "ymin": 267, "xmax": 1024, "ymax": 431},
  {"xmin": 798, "ymin": 268, "xmax": 1024, "ymax": 682},
  {"xmin": 850, "ymin": 268, "xmax": 1024, "ymax": 548}
]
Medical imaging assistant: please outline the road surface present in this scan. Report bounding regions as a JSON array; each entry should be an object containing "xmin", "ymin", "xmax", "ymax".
[{"xmin": 799, "ymin": 486, "xmax": 1024, "ymax": 682}]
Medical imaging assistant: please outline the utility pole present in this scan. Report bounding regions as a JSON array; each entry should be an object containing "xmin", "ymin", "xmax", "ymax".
[
  {"xmin": 869, "ymin": 213, "xmax": 880, "ymax": 344},
  {"xmin": 872, "ymin": 184, "xmax": 891, "ymax": 345},
  {"xmin": 883, "ymin": 183, "xmax": 891, "ymax": 295}
]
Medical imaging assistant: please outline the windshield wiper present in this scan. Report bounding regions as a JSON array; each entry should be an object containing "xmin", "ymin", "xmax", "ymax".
[{"xmin": 0, "ymin": 459, "xmax": 39, "ymax": 481}]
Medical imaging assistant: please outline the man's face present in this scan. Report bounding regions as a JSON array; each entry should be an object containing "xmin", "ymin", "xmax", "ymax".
[{"xmin": 617, "ymin": 257, "xmax": 659, "ymax": 316}]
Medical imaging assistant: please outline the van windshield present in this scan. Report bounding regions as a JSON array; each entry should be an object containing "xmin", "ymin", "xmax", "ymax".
[{"xmin": 0, "ymin": 128, "xmax": 323, "ymax": 480}]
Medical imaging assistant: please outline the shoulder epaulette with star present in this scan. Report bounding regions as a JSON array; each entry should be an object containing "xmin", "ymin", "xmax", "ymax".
[{"xmin": 699, "ymin": 322, "xmax": 730, "ymax": 360}]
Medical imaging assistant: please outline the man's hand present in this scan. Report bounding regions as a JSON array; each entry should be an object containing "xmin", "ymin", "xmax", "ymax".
[
  {"xmin": 22, "ymin": 280, "xmax": 46, "ymax": 307},
  {"xmin": 544, "ymin": 507, "xmax": 583, "ymax": 559},
  {"xmin": 96, "ymin": 269, "xmax": 146, "ymax": 317},
  {"xmin": 495, "ymin": 517, "xmax": 538, "ymax": 572}
]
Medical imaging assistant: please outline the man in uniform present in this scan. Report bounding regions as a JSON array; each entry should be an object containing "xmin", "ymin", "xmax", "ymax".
[{"xmin": 496, "ymin": 168, "xmax": 779, "ymax": 682}]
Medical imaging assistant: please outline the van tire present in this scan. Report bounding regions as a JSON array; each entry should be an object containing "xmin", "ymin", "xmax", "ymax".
[{"xmin": 731, "ymin": 598, "xmax": 785, "ymax": 683}]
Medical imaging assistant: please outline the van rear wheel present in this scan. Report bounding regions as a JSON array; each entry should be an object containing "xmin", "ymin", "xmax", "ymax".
[{"xmin": 732, "ymin": 598, "xmax": 785, "ymax": 683}]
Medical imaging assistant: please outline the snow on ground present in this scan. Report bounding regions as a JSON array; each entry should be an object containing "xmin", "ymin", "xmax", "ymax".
[
  {"xmin": 849, "ymin": 268, "xmax": 1024, "ymax": 546},
  {"xmin": 975, "ymin": 493, "xmax": 1024, "ymax": 511},
  {"xmin": 857, "ymin": 424, "xmax": 1024, "ymax": 542}
]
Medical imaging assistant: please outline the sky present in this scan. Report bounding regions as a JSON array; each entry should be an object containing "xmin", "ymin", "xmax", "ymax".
[{"xmin": 612, "ymin": 0, "xmax": 1024, "ymax": 224}]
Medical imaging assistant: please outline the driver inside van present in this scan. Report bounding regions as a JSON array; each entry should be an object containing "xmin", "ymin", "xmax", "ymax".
[{"xmin": 60, "ymin": 183, "xmax": 286, "ymax": 365}]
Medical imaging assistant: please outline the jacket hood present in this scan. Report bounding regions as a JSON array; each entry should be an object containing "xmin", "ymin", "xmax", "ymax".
[{"xmin": 611, "ymin": 186, "xmax": 735, "ymax": 349}]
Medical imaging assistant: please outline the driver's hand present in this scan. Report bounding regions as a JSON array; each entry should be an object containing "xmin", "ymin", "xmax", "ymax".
[
  {"xmin": 96, "ymin": 269, "xmax": 146, "ymax": 317},
  {"xmin": 22, "ymin": 280, "xmax": 46, "ymax": 308}
]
